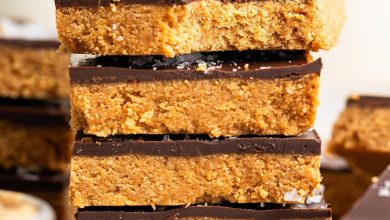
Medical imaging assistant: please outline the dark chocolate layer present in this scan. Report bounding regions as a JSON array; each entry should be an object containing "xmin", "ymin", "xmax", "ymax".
[
  {"xmin": 76, "ymin": 203, "xmax": 331, "ymax": 220},
  {"xmin": 55, "ymin": 0, "xmax": 239, "ymax": 7},
  {"xmin": 0, "ymin": 168, "xmax": 69, "ymax": 192},
  {"xmin": 0, "ymin": 98, "xmax": 69, "ymax": 126},
  {"xmin": 70, "ymin": 51, "xmax": 322, "ymax": 84},
  {"xmin": 347, "ymin": 95, "xmax": 390, "ymax": 108},
  {"xmin": 343, "ymin": 165, "xmax": 390, "ymax": 220},
  {"xmin": 0, "ymin": 39, "xmax": 60, "ymax": 49},
  {"xmin": 74, "ymin": 130, "xmax": 321, "ymax": 157}
]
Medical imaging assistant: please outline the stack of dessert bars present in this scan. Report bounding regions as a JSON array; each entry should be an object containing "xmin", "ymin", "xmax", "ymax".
[
  {"xmin": 54, "ymin": 0, "xmax": 344, "ymax": 219},
  {"xmin": 0, "ymin": 18, "xmax": 73, "ymax": 220}
]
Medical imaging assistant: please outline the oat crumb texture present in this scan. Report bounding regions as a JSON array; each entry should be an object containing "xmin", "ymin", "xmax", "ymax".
[
  {"xmin": 70, "ymin": 154, "xmax": 321, "ymax": 207},
  {"xmin": 56, "ymin": 0, "xmax": 345, "ymax": 56}
]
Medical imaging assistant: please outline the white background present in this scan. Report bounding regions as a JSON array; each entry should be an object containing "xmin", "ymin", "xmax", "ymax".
[{"xmin": 1, "ymin": 0, "xmax": 389, "ymax": 144}]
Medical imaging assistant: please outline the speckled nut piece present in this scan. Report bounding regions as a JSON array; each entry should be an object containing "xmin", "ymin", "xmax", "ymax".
[
  {"xmin": 54, "ymin": 0, "xmax": 344, "ymax": 57},
  {"xmin": 0, "ymin": 40, "xmax": 70, "ymax": 100},
  {"xmin": 0, "ymin": 98, "xmax": 73, "ymax": 172},
  {"xmin": 69, "ymin": 51, "xmax": 321, "ymax": 137},
  {"xmin": 70, "ymin": 131, "xmax": 322, "ymax": 207},
  {"xmin": 328, "ymin": 95, "xmax": 390, "ymax": 177}
]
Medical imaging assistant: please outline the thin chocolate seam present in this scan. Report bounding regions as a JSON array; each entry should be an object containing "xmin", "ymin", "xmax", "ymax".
[
  {"xmin": 347, "ymin": 95, "xmax": 390, "ymax": 108},
  {"xmin": 0, "ymin": 39, "xmax": 60, "ymax": 49},
  {"xmin": 76, "ymin": 205, "xmax": 331, "ymax": 220},
  {"xmin": 0, "ymin": 98, "xmax": 70, "ymax": 126},
  {"xmin": 73, "ymin": 131, "xmax": 321, "ymax": 156},
  {"xmin": 70, "ymin": 58, "xmax": 321, "ymax": 84}
]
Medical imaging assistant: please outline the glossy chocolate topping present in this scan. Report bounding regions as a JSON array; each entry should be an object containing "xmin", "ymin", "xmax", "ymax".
[
  {"xmin": 0, "ymin": 98, "xmax": 69, "ymax": 126},
  {"xmin": 76, "ymin": 202, "xmax": 331, "ymax": 220},
  {"xmin": 347, "ymin": 95, "xmax": 390, "ymax": 108},
  {"xmin": 343, "ymin": 165, "xmax": 390, "ymax": 220},
  {"xmin": 70, "ymin": 50, "xmax": 322, "ymax": 84},
  {"xmin": 74, "ymin": 130, "xmax": 321, "ymax": 157}
]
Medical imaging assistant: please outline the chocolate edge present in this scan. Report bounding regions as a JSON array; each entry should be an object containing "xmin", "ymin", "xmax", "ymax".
[
  {"xmin": 347, "ymin": 95, "xmax": 390, "ymax": 108},
  {"xmin": 73, "ymin": 130, "xmax": 321, "ymax": 157},
  {"xmin": 76, "ymin": 205, "xmax": 331, "ymax": 220},
  {"xmin": 70, "ymin": 58, "xmax": 322, "ymax": 84},
  {"xmin": 0, "ymin": 39, "xmax": 60, "ymax": 49}
]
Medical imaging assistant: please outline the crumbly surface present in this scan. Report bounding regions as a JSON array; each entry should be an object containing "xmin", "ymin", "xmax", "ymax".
[
  {"xmin": 70, "ymin": 74, "xmax": 319, "ymax": 137},
  {"xmin": 56, "ymin": 0, "xmax": 344, "ymax": 57},
  {"xmin": 0, "ymin": 44, "xmax": 70, "ymax": 100},
  {"xmin": 328, "ymin": 106, "xmax": 390, "ymax": 176},
  {"xmin": 321, "ymin": 168, "xmax": 370, "ymax": 219},
  {"xmin": 0, "ymin": 120, "xmax": 74, "ymax": 172},
  {"xmin": 70, "ymin": 154, "xmax": 321, "ymax": 207},
  {"xmin": 178, "ymin": 218, "xmax": 330, "ymax": 220}
]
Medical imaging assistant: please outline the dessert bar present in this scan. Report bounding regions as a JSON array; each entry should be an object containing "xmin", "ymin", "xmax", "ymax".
[
  {"xmin": 0, "ymin": 98, "xmax": 73, "ymax": 171},
  {"xmin": 70, "ymin": 51, "xmax": 321, "ymax": 137},
  {"xmin": 328, "ymin": 95, "xmax": 390, "ymax": 177},
  {"xmin": 0, "ymin": 39, "xmax": 69, "ymax": 100},
  {"xmin": 55, "ymin": 0, "xmax": 344, "ymax": 57},
  {"xmin": 70, "ymin": 130, "xmax": 321, "ymax": 207}
]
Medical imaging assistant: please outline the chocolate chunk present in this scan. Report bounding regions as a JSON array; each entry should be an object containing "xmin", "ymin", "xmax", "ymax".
[
  {"xmin": 74, "ymin": 130, "xmax": 321, "ymax": 157},
  {"xmin": 76, "ymin": 202, "xmax": 331, "ymax": 220},
  {"xmin": 0, "ymin": 98, "xmax": 69, "ymax": 126},
  {"xmin": 347, "ymin": 95, "xmax": 390, "ymax": 108},
  {"xmin": 343, "ymin": 165, "xmax": 390, "ymax": 220},
  {"xmin": 70, "ymin": 50, "xmax": 322, "ymax": 84},
  {"xmin": 0, "ymin": 39, "xmax": 60, "ymax": 49}
]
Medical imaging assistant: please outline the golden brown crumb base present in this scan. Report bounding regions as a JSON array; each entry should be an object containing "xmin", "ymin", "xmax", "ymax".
[
  {"xmin": 70, "ymin": 74, "xmax": 319, "ymax": 137},
  {"xmin": 0, "ymin": 44, "xmax": 70, "ymax": 100},
  {"xmin": 56, "ymin": 0, "xmax": 344, "ymax": 57},
  {"xmin": 328, "ymin": 106, "xmax": 390, "ymax": 176},
  {"xmin": 0, "ymin": 121, "xmax": 73, "ymax": 172},
  {"xmin": 321, "ymin": 168, "xmax": 370, "ymax": 219},
  {"xmin": 70, "ymin": 154, "xmax": 321, "ymax": 207}
]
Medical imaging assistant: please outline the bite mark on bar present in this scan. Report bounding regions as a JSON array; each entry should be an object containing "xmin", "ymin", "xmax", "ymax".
[{"xmin": 74, "ymin": 130, "xmax": 321, "ymax": 157}]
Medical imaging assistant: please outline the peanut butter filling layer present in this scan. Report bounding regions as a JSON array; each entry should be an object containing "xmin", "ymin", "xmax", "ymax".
[
  {"xmin": 55, "ymin": 0, "xmax": 344, "ymax": 56},
  {"xmin": 70, "ymin": 153, "xmax": 321, "ymax": 207}
]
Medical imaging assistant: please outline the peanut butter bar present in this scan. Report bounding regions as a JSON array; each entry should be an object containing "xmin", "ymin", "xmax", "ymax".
[
  {"xmin": 76, "ymin": 202, "xmax": 331, "ymax": 220},
  {"xmin": 70, "ymin": 51, "xmax": 321, "ymax": 137},
  {"xmin": 0, "ymin": 40, "xmax": 70, "ymax": 100},
  {"xmin": 328, "ymin": 95, "xmax": 390, "ymax": 177},
  {"xmin": 343, "ymin": 165, "xmax": 390, "ymax": 220},
  {"xmin": 0, "ymin": 98, "xmax": 73, "ymax": 172},
  {"xmin": 55, "ymin": 0, "xmax": 344, "ymax": 57},
  {"xmin": 70, "ymin": 130, "xmax": 322, "ymax": 207}
]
